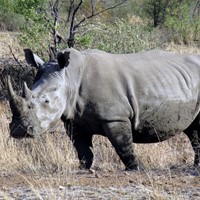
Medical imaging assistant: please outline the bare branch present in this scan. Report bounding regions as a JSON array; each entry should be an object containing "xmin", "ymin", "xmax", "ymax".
[
  {"xmin": 49, "ymin": 0, "xmax": 67, "ymax": 59},
  {"xmin": 49, "ymin": 0, "xmax": 58, "ymax": 58},
  {"xmin": 67, "ymin": 0, "xmax": 127, "ymax": 47},
  {"xmin": 70, "ymin": 0, "xmax": 83, "ymax": 35},
  {"xmin": 68, "ymin": 0, "xmax": 83, "ymax": 47},
  {"xmin": 8, "ymin": 44, "xmax": 23, "ymax": 67},
  {"xmin": 75, "ymin": 0, "xmax": 128, "ymax": 29},
  {"xmin": 67, "ymin": 0, "xmax": 75, "ymax": 22}
]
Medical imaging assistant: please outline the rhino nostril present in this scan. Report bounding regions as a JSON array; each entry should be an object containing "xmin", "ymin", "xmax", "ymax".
[{"xmin": 27, "ymin": 126, "xmax": 33, "ymax": 135}]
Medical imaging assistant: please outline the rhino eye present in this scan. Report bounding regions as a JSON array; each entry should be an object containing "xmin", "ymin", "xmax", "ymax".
[
  {"xmin": 45, "ymin": 99, "xmax": 49, "ymax": 104},
  {"xmin": 27, "ymin": 104, "xmax": 33, "ymax": 109}
]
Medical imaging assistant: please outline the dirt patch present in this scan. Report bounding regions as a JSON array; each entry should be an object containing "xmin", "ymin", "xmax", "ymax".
[
  {"xmin": 0, "ymin": 32, "xmax": 22, "ymax": 59},
  {"xmin": 1, "ymin": 168, "xmax": 200, "ymax": 199}
]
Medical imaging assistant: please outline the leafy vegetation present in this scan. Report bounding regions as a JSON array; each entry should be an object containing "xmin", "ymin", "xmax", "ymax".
[
  {"xmin": 0, "ymin": 0, "xmax": 25, "ymax": 31},
  {"xmin": 163, "ymin": 0, "xmax": 200, "ymax": 44},
  {"xmin": 0, "ymin": 0, "xmax": 199, "ymax": 57},
  {"xmin": 140, "ymin": 0, "xmax": 200, "ymax": 43},
  {"xmin": 76, "ymin": 19, "xmax": 162, "ymax": 53}
]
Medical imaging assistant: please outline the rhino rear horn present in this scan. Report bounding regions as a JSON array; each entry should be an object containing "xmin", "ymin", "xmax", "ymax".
[{"xmin": 22, "ymin": 82, "xmax": 32, "ymax": 99}]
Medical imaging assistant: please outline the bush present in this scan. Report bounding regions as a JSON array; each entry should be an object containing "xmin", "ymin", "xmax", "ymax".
[
  {"xmin": 164, "ymin": 1, "xmax": 200, "ymax": 44},
  {"xmin": 0, "ymin": 12, "xmax": 24, "ymax": 31},
  {"xmin": 76, "ymin": 19, "xmax": 161, "ymax": 53},
  {"xmin": 14, "ymin": 0, "xmax": 52, "ymax": 59},
  {"xmin": 140, "ymin": 0, "xmax": 200, "ymax": 44},
  {"xmin": 142, "ymin": 0, "xmax": 169, "ymax": 27},
  {"xmin": 19, "ymin": 13, "xmax": 52, "ymax": 60},
  {"xmin": 0, "ymin": 0, "xmax": 25, "ymax": 31}
]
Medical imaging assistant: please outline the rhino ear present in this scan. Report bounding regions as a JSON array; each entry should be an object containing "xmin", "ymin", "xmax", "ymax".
[
  {"xmin": 57, "ymin": 51, "xmax": 70, "ymax": 69},
  {"xmin": 24, "ymin": 48, "xmax": 44, "ymax": 69}
]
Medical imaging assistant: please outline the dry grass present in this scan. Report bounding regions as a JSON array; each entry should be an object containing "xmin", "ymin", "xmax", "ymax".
[
  {"xmin": 0, "ymin": 100, "xmax": 194, "ymax": 173},
  {"xmin": 0, "ymin": 102, "xmax": 77, "ymax": 174},
  {"xmin": 0, "ymin": 32, "xmax": 22, "ymax": 60},
  {"xmin": 165, "ymin": 42, "xmax": 200, "ymax": 54}
]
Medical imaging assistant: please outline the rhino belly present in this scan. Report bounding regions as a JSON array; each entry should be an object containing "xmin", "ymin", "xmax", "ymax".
[{"xmin": 132, "ymin": 100, "xmax": 197, "ymax": 143}]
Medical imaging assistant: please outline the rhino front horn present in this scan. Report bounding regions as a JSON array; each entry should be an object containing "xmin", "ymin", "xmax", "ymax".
[
  {"xmin": 7, "ymin": 76, "xmax": 25, "ymax": 116},
  {"xmin": 7, "ymin": 76, "xmax": 16, "ymax": 99}
]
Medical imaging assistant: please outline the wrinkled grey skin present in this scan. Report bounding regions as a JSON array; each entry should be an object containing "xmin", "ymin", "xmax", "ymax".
[{"xmin": 8, "ymin": 48, "xmax": 200, "ymax": 170}]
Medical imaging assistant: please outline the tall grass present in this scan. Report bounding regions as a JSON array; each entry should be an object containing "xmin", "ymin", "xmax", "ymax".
[
  {"xmin": 0, "ymin": 102, "xmax": 77, "ymax": 174},
  {"xmin": 0, "ymin": 101, "xmax": 194, "ymax": 174}
]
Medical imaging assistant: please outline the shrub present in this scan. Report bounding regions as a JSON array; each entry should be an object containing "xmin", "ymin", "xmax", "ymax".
[
  {"xmin": 19, "ymin": 13, "xmax": 52, "ymax": 60},
  {"xmin": 140, "ymin": 0, "xmax": 200, "ymax": 44},
  {"xmin": 0, "ymin": 0, "xmax": 25, "ymax": 31},
  {"xmin": 164, "ymin": 1, "xmax": 200, "ymax": 44},
  {"xmin": 76, "ymin": 19, "xmax": 161, "ymax": 53}
]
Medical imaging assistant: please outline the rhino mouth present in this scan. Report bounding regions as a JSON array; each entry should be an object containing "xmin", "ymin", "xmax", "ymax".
[
  {"xmin": 9, "ymin": 119, "xmax": 34, "ymax": 139},
  {"xmin": 10, "ymin": 130, "xmax": 34, "ymax": 139}
]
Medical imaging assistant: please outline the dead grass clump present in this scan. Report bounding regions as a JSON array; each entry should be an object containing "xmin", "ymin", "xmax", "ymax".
[
  {"xmin": 0, "ymin": 63, "xmax": 36, "ymax": 101},
  {"xmin": 0, "ymin": 32, "xmax": 22, "ymax": 60},
  {"xmin": 165, "ymin": 42, "xmax": 200, "ymax": 54},
  {"xmin": 92, "ymin": 135, "xmax": 123, "ymax": 171}
]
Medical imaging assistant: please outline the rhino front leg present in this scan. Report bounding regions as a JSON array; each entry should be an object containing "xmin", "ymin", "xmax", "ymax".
[
  {"xmin": 62, "ymin": 119, "xmax": 94, "ymax": 169},
  {"xmin": 103, "ymin": 120, "xmax": 138, "ymax": 170},
  {"xmin": 73, "ymin": 133, "xmax": 94, "ymax": 169}
]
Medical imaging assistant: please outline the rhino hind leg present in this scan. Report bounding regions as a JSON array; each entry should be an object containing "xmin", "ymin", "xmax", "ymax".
[
  {"xmin": 184, "ymin": 116, "xmax": 200, "ymax": 168},
  {"xmin": 185, "ymin": 130, "xmax": 200, "ymax": 167},
  {"xmin": 103, "ymin": 120, "xmax": 138, "ymax": 170}
]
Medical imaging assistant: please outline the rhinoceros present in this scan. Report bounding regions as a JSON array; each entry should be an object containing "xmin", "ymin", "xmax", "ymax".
[{"xmin": 7, "ymin": 48, "xmax": 200, "ymax": 170}]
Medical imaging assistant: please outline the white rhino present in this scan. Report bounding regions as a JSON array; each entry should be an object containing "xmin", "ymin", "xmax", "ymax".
[{"xmin": 8, "ymin": 48, "xmax": 200, "ymax": 170}]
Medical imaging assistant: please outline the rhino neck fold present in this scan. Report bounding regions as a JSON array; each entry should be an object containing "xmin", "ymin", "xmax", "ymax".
[
  {"xmin": 63, "ymin": 52, "xmax": 84, "ymax": 119},
  {"xmin": 66, "ymin": 48, "xmax": 85, "ymax": 120},
  {"xmin": 63, "ymin": 65, "xmax": 83, "ymax": 120}
]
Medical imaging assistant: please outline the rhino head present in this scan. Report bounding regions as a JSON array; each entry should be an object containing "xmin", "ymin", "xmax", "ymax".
[
  {"xmin": 8, "ymin": 49, "xmax": 73, "ymax": 138},
  {"xmin": 8, "ymin": 77, "xmax": 43, "ymax": 138}
]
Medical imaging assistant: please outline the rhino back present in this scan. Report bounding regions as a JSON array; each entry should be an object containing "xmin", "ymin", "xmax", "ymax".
[{"xmin": 73, "ymin": 50, "xmax": 200, "ymax": 141}]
